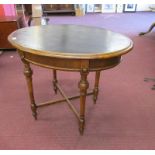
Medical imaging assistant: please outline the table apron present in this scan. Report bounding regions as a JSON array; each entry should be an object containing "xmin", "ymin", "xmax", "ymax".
[{"xmin": 19, "ymin": 51, "xmax": 121, "ymax": 71}]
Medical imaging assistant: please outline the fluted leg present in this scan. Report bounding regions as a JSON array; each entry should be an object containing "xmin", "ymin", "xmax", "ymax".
[
  {"xmin": 23, "ymin": 62, "xmax": 37, "ymax": 120},
  {"xmin": 78, "ymin": 69, "xmax": 89, "ymax": 135},
  {"xmin": 53, "ymin": 69, "xmax": 58, "ymax": 94},
  {"xmin": 93, "ymin": 71, "xmax": 100, "ymax": 104}
]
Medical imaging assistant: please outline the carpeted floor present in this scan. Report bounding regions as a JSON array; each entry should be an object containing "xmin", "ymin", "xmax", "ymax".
[{"xmin": 0, "ymin": 12, "xmax": 155, "ymax": 150}]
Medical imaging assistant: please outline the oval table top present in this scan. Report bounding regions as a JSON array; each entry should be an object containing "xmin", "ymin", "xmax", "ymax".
[{"xmin": 8, "ymin": 24, "xmax": 133, "ymax": 59}]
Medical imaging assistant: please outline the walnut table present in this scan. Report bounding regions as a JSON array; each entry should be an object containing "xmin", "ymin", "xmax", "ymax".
[{"xmin": 8, "ymin": 25, "xmax": 133, "ymax": 135}]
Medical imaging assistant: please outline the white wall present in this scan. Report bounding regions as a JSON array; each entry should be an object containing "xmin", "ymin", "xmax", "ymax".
[{"xmin": 136, "ymin": 4, "xmax": 152, "ymax": 11}]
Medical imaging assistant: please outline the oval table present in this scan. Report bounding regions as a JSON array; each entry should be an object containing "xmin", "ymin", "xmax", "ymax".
[{"xmin": 8, "ymin": 24, "xmax": 133, "ymax": 135}]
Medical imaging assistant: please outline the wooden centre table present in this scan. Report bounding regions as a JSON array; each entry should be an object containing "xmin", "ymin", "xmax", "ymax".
[{"xmin": 8, "ymin": 24, "xmax": 133, "ymax": 135}]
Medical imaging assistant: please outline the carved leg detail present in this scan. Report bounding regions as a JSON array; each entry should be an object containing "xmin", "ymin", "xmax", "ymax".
[
  {"xmin": 93, "ymin": 71, "xmax": 100, "ymax": 104},
  {"xmin": 78, "ymin": 69, "xmax": 89, "ymax": 135},
  {"xmin": 23, "ymin": 62, "xmax": 37, "ymax": 120},
  {"xmin": 53, "ymin": 69, "xmax": 58, "ymax": 94}
]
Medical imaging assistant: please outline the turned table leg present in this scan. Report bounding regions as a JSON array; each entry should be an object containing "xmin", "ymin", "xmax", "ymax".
[
  {"xmin": 93, "ymin": 71, "xmax": 100, "ymax": 104},
  {"xmin": 78, "ymin": 69, "xmax": 89, "ymax": 135},
  {"xmin": 23, "ymin": 62, "xmax": 37, "ymax": 120},
  {"xmin": 53, "ymin": 69, "xmax": 58, "ymax": 94}
]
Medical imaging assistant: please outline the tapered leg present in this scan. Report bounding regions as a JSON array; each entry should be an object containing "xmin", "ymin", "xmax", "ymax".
[
  {"xmin": 93, "ymin": 71, "xmax": 100, "ymax": 104},
  {"xmin": 53, "ymin": 69, "xmax": 58, "ymax": 94},
  {"xmin": 78, "ymin": 69, "xmax": 89, "ymax": 135},
  {"xmin": 23, "ymin": 62, "xmax": 37, "ymax": 120}
]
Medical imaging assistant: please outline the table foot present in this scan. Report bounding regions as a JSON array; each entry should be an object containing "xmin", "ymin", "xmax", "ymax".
[
  {"xmin": 93, "ymin": 88, "xmax": 98, "ymax": 104},
  {"xmin": 79, "ymin": 118, "xmax": 85, "ymax": 135},
  {"xmin": 31, "ymin": 104, "xmax": 37, "ymax": 120}
]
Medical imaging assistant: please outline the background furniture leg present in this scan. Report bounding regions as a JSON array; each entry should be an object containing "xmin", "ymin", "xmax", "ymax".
[{"xmin": 139, "ymin": 22, "xmax": 155, "ymax": 36}]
